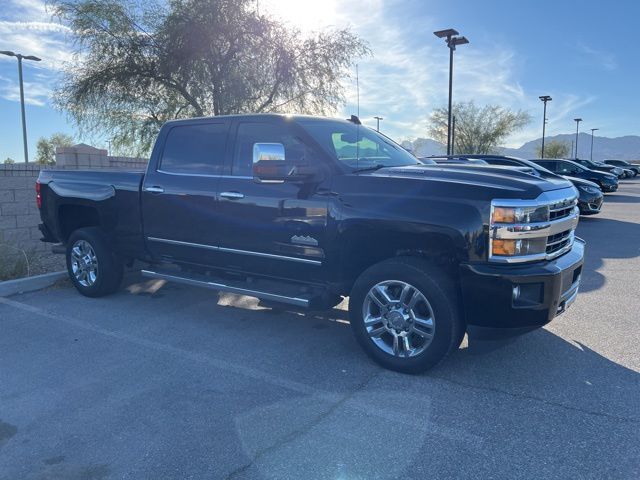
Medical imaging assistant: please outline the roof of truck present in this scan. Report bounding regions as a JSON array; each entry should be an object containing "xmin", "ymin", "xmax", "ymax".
[{"xmin": 163, "ymin": 113, "xmax": 356, "ymax": 126}]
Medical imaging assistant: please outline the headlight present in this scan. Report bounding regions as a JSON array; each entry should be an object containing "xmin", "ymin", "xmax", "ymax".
[
  {"xmin": 490, "ymin": 204, "xmax": 551, "ymax": 259},
  {"xmin": 491, "ymin": 238, "xmax": 548, "ymax": 257},
  {"xmin": 578, "ymin": 185, "xmax": 601, "ymax": 194},
  {"xmin": 491, "ymin": 205, "xmax": 549, "ymax": 224},
  {"xmin": 489, "ymin": 190, "xmax": 579, "ymax": 263}
]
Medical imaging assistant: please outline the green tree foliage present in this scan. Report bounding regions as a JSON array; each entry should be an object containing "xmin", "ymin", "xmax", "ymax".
[
  {"xmin": 52, "ymin": 0, "xmax": 369, "ymax": 155},
  {"xmin": 536, "ymin": 140, "xmax": 571, "ymax": 159},
  {"xmin": 428, "ymin": 101, "xmax": 531, "ymax": 154},
  {"xmin": 3, "ymin": 157, "xmax": 15, "ymax": 164},
  {"xmin": 35, "ymin": 133, "xmax": 74, "ymax": 165}
]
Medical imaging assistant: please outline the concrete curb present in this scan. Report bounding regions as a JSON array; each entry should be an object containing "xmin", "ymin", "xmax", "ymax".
[{"xmin": 0, "ymin": 271, "xmax": 67, "ymax": 297}]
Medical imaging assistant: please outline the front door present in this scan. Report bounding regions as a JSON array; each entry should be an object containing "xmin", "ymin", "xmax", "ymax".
[{"xmin": 214, "ymin": 121, "xmax": 330, "ymax": 282}]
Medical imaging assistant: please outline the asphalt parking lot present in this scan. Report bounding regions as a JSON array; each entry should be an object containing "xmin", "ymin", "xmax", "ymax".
[{"xmin": 1, "ymin": 182, "xmax": 639, "ymax": 480}]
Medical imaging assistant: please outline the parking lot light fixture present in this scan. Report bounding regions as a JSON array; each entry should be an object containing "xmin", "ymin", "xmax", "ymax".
[
  {"xmin": 374, "ymin": 116, "xmax": 383, "ymax": 132},
  {"xmin": 434, "ymin": 29, "xmax": 469, "ymax": 155},
  {"xmin": 590, "ymin": 128, "xmax": 599, "ymax": 161},
  {"xmin": 539, "ymin": 96, "xmax": 552, "ymax": 158},
  {"xmin": 0, "ymin": 50, "xmax": 42, "ymax": 163},
  {"xmin": 573, "ymin": 118, "xmax": 582, "ymax": 159}
]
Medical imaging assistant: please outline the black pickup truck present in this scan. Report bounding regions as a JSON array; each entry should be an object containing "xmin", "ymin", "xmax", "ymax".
[{"xmin": 37, "ymin": 114, "xmax": 584, "ymax": 373}]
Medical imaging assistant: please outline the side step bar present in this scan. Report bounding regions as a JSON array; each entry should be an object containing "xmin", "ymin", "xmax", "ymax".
[{"xmin": 141, "ymin": 269, "xmax": 310, "ymax": 308}]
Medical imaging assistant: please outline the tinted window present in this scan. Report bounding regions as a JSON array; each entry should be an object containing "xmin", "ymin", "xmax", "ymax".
[
  {"xmin": 557, "ymin": 162, "xmax": 582, "ymax": 174},
  {"xmin": 233, "ymin": 123, "xmax": 308, "ymax": 176},
  {"xmin": 535, "ymin": 161, "xmax": 556, "ymax": 172},
  {"xmin": 160, "ymin": 123, "xmax": 228, "ymax": 174}
]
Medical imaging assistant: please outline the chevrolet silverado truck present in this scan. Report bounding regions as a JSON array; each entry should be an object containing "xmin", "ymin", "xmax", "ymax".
[{"xmin": 36, "ymin": 114, "xmax": 584, "ymax": 373}]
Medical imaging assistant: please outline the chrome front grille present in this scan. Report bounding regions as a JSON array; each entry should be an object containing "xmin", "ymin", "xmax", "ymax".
[
  {"xmin": 549, "ymin": 205, "xmax": 575, "ymax": 220},
  {"xmin": 546, "ymin": 229, "xmax": 573, "ymax": 255}
]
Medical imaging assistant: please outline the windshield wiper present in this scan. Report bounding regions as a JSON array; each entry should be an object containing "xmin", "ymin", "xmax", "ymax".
[{"xmin": 352, "ymin": 164, "xmax": 387, "ymax": 173}]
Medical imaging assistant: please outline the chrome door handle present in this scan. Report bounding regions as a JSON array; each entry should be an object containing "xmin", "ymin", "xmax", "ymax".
[
  {"xmin": 144, "ymin": 186, "xmax": 164, "ymax": 193},
  {"xmin": 220, "ymin": 191, "xmax": 244, "ymax": 200}
]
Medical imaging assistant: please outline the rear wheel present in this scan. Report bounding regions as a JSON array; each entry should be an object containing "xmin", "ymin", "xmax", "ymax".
[
  {"xmin": 66, "ymin": 227, "xmax": 123, "ymax": 297},
  {"xmin": 349, "ymin": 257, "xmax": 464, "ymax": 373}
]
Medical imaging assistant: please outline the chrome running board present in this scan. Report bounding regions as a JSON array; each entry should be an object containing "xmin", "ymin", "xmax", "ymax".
[{"xmin": 141, "ymin": 269, "xmax": 310, "ymax": 308}]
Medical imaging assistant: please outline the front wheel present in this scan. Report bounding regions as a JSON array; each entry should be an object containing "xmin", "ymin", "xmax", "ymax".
[
  {"xmin": 66, "ymin": 227, "xmax": 123, "ymax": 297},
  {"xmin": 349, "ymin": 257, "xmax": 464, "ymax": 374}
]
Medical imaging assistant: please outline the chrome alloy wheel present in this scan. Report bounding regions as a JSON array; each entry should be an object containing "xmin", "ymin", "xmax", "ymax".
[
  {"xmin": 70, "ymin": 240, "xmax": 99, "ymax": 287},
  {"xmin": 362, "ymin": 280, "xmax": 436, "ymax": 358}
]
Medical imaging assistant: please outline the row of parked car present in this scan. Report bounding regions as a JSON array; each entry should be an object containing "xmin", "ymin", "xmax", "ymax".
[{"xmin": 420, "ymin": 155, "xmax": 639, "ymax": 216}]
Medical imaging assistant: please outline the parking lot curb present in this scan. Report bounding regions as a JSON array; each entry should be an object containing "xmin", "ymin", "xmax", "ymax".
[{"xmin": 0, "ymin": 271, "xmax": 67, "ymax": 297}]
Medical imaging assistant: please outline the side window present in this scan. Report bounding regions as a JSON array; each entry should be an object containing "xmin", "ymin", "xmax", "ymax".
[
  {"xmin": 539, "ymin": 161, "xmax": 556, "ymax": 172},
  {"xmin": 233, "ymin": 123, "xmax": 308, "ymax": 176},
  {"xmin": 160, "ymin": 123, "xmax": 228, "ymax": 175},
  {"xmin": 557, "ymin": 162, "xmax": 578, "ymax": 174}
]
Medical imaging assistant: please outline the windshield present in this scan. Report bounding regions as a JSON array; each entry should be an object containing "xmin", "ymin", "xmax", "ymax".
[{"xmin": 298, "ymin": 120, "xmax": 424, "ymax": 169}]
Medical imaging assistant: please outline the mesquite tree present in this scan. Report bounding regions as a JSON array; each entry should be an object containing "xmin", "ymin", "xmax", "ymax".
[
  {"xmin": 428, "ymin": 101, "xmax": 531, "ymax": 154},
  {"xmin": 52, "ymin": 0, "xmax": 369, "ymax": 154}
]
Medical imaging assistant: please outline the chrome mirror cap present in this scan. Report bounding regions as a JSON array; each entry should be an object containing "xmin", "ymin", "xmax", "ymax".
[{"xmin": 253, "ymin": 143, "xmax": 285, "ymax": 164}]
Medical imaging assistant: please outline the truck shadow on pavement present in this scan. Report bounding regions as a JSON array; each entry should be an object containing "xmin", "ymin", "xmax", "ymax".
[{"xmin": 574, "ymin": 216, "xmax": 640, "ymax": 293}]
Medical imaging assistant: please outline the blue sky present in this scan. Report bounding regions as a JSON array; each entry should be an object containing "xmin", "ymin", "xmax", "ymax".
[{"xmin": 1, "ymin": 0, "xmax": 639, "ymax": 161}]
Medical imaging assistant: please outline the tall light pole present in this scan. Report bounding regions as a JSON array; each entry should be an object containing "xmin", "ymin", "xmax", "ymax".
[
  {"xmin": 434, "ymin": 29, "xmax": 469, "ymax": 155},
  {"xmin": 590, "ymin": 128, "xmax": 599, "ymax": 161},
  {"xmin": 573, "ymin": 118, "xmax": 582, "ymax": 159},
  {"xmin": 374, "ymin": 116, "xmax": 383, "ymax": 132},
  {"xmin": 539, "ymin": 96, "xmax": 552, "ymax": 158},
  {"xmin": 1, "ymin": 50, "xmax": 42, "ymax": 163},
  {"xmin": 451, "ymin": 115, "xmax": 456, "ymax": 155}
]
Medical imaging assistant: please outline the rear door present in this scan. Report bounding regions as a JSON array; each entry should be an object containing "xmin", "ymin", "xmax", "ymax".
[{"xmin": 142, "ymin": 120, "xmax": 230, "ymax": 265}]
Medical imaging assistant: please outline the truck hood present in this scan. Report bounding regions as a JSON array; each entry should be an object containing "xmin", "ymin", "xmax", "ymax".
[{"xmin": 364, "ymin": 164, "xmax": 573, "ymax": 199}]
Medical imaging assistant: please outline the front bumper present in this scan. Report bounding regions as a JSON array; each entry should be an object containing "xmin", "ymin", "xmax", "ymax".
[
  {"xmin": 460, "ymin": 238, "xmax": 585, "ymax": 340},
  {"xmin": 578, "ymin": 192, "xmax": 603, "ymax": 215},
  {"xmin": 601, "ymin": 183, "xmax": 618, "ymax": 192}
]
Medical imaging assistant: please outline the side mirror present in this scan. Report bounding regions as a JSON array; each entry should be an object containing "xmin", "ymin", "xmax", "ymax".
[
  {"xmin": 252, "ymin": 143, "xmax": 289, "ymax": 183},
  {"xmin": 252, "ymin": 142, "xmax": 321, "ymax": 184}
]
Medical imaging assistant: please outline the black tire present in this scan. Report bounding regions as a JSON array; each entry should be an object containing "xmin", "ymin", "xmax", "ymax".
[
  {"xmin": 66, "ymin": 227, "xmax": 123, "ymax": 297},
  {"xmin": 349, "ymin": 256, "xmax": 464, "ymax": 374}
]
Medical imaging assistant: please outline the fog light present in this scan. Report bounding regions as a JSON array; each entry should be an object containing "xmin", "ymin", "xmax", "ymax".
[
  {"xmin": 512, "ymin": 283, "xmax": 544, "ymax": 307},
  {"xmin": 512, "ymin": 285, "xmax": 521, "ymax": 301}
]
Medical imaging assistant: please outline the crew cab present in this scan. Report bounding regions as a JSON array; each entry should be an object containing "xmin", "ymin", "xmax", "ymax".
[{"xmin": 37, "ymin": 114, "xmax": 584, "ymax": 373}]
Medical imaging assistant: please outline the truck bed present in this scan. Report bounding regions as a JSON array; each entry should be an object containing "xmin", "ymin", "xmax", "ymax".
[{"xmin": 37, "ymin": 169, "xmax": 147, "ymax": 259}]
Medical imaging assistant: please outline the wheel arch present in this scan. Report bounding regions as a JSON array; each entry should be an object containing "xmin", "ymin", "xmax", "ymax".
[{"xmin": 334, "ymin": 223, "xmax": 467, "ymax": 295}]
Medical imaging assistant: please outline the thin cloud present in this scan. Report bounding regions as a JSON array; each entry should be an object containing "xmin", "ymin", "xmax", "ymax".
[
  {"xmin": 575, "ymin": 42, "xmax": 617, "ymax": 71},
  {"xmin": 331, "ymin": 2, "xmax": 531, "ymax": 141},
  {"xmin": 0, "ymin": 75, "xmax": 52, "ymax": 106}
]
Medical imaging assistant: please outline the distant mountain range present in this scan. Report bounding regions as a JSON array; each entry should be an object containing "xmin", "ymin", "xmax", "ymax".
[{"xmin": 403, "ymin": 133, "xmax": 640, "ymax": 161}]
